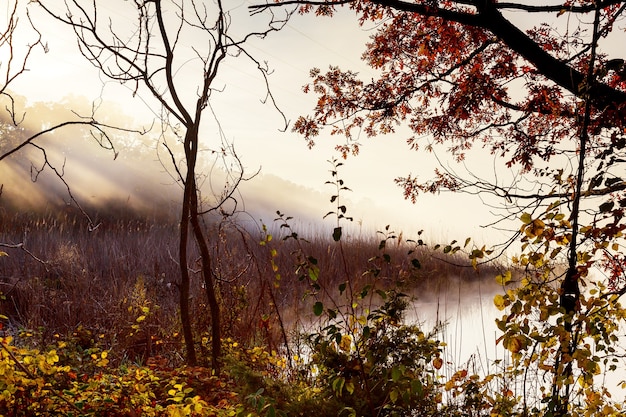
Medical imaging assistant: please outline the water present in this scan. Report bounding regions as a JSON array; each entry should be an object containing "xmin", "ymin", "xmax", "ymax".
[
  {"xmin": 405, "ymin": 279, "xmax": 506, "ymax": 377},
  {"xmin": 406, "ymin": 279, "xmax": 626, "ymax": 401}
]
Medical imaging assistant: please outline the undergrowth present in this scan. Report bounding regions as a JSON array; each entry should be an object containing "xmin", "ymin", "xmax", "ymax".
[{"xmin": 1, "ymin": 161, "xmax": 569, "ymax": 416}]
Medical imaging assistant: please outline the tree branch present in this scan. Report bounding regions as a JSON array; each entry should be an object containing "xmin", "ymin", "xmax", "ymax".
[{"xmin": 251, "ymin": 0, "xmax": 626, "ymax": 112}]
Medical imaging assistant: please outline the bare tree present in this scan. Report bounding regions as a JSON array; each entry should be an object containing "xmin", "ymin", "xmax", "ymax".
[{"xmin": 35, "ymin": 0, "xmax": 290, "ymax": 369}]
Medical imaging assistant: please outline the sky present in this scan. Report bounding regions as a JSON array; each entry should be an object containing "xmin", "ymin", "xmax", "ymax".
[{"xmin": 1, "ymin": 1, "xmax": 516, "ymax": 246}]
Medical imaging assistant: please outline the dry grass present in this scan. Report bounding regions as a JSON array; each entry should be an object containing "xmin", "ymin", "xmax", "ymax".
[{"xmin": 0, "ymin": 205, "xmax": 504, "ymax": 364}]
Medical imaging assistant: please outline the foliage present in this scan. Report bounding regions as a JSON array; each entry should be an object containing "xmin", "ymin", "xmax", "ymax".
[
  {"xmin": 247, "ymin": 1, "xmax": 626, "ymax": 414},
  {"xmin": 9, "ymin": 1, "xmax": 626, "ymax": 412},
  {"xmin": 0, "ymin": 331, "xmax": 254, "ymax": 416},
  {"xmin": 5, "ymin": 161, "xmax": 626, "ymax": 417},
  {"xmin": 261, "ymin": 162, "xmax": 502, "ymax": 417},
  {"xmin": 305, "ymin": 291, "xmax": 446, "ymax": 416},
  {"xmin": 282, "ymin": 1, "xmax": 626, "ymax": 184},
  {"xmin": 490, "ymin": 207, "xmax": 626, "ymax": 416}
]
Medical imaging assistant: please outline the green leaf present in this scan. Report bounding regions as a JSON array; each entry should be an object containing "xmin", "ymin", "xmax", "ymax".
[
  {"xmin": 362, "ymin": 325, "xmax": 370, "ymax": 339},
  {"xmin": 313, "ymin": 301, "xmax": 324, "ymax": 316},
  {"xmin": 411, "ymin": 379, "xmax": 423, "ymax": 397},
  {"xmin": 391, "ymin": 366, "xmax": 402, "ymax": 382},
  {"xmin": 345, "ymin": 381, "xmax": 355, "ymax": 395},
  {"xmin": 389, "ymin": 388, "xmax": 399, "ymax": 403},
  {"xmin": 308, "ymin": 266, "xmax": 319, "ymax": 282},
  {"xmin": 332, "ymin": 377, "xmax": 345, "ymax": 395},
  {"xmin": 520, "ymin": 212, "xmax": 532, "ymax": 224}
]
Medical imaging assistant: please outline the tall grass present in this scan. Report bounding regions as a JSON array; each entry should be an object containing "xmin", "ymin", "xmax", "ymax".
[{"xmin": 0, "ymin": 204, "xmax": 503, "ymax": 365}]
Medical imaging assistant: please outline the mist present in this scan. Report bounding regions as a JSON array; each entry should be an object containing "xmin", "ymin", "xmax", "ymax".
[{"xmin": 0, "ymin": 93, "xmax": 379, "ymax": 237}]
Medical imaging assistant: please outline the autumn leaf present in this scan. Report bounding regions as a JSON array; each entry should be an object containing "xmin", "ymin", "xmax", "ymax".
[
  {"xmin": 495, "ymin": 270, "xmax": 512, "ymax": 286},
  {"xmin": 494, "ymin": 294, "xmax": 507, "ymax": 311}
]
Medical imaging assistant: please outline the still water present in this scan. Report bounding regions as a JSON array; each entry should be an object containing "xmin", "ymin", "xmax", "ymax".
[
  {"xmin": 406, "ymin": 278, "xmax": 626, "ymax": 400},
  {"xmin": 406, "ymin": 279, "xmax": 505, "ymax": 376}
]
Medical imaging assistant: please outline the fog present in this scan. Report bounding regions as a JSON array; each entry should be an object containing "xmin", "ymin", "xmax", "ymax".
[{"xmin": 0, "ymin": 93, "xmax": 394, "ymax": 237}]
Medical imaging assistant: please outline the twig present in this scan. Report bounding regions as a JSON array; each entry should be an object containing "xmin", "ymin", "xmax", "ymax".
[{"xmin": 0, "ymin": 242, "xmax": 49, "ymax": 271}]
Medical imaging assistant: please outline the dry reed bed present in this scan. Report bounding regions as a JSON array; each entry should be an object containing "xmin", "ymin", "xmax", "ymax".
[{"xmin": 0, "ymin": 208, "xmax": 502, "ymax": 363}]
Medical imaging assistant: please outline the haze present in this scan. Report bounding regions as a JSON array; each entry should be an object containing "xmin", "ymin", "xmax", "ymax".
[{"xmin": 1, "ymin": 2, "xmax": 509, "ymax": 245}]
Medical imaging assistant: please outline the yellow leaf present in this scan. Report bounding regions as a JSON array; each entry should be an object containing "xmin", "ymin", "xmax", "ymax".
[
  {"xmin": 46, "ymin": 350, "xmax": 59, "ymax": 364},
  {"xmin": 494, "ymin": 294, "xmax": 507, "ymax": 311},
  {"xmin": 339, "ymin": 335, "xmax": 352, "ymax": 352},
  {"xmin": 555, "ymin": 235, "xmax": 569, "ymax": 245},
  {"xmin": 524, "ymin": 218, "xmax": 545, "ymax": 238},
  {"xmin": 495, "ymin": 270, "xmax": 512, "ymax": 286}
]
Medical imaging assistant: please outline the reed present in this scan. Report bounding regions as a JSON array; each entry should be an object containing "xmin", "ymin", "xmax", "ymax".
[{"xmin": 0, "ymin": 205, "xmax": 502, "ymax": 364}]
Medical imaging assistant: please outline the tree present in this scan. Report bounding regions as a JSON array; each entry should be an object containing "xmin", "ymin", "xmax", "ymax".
[
  {"xmin": 251, "ymin": 0, "xmax": 626, "ymax": 414},
  {"xmin": 35, "ymin": 0, "xmax": 289, "ymax": 370}
]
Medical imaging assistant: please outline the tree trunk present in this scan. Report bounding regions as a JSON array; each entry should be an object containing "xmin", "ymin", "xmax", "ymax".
[
  {"xmin": 189, "ymin": 197, "xmax": 221, "ymax": 372},
  {"xmin": 182, "ymin": 126, "xmax": 222, "ymax": 372},
  {"xmin": 179, "ymin": 167, "xmax": 197, "ymax": 366}
]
